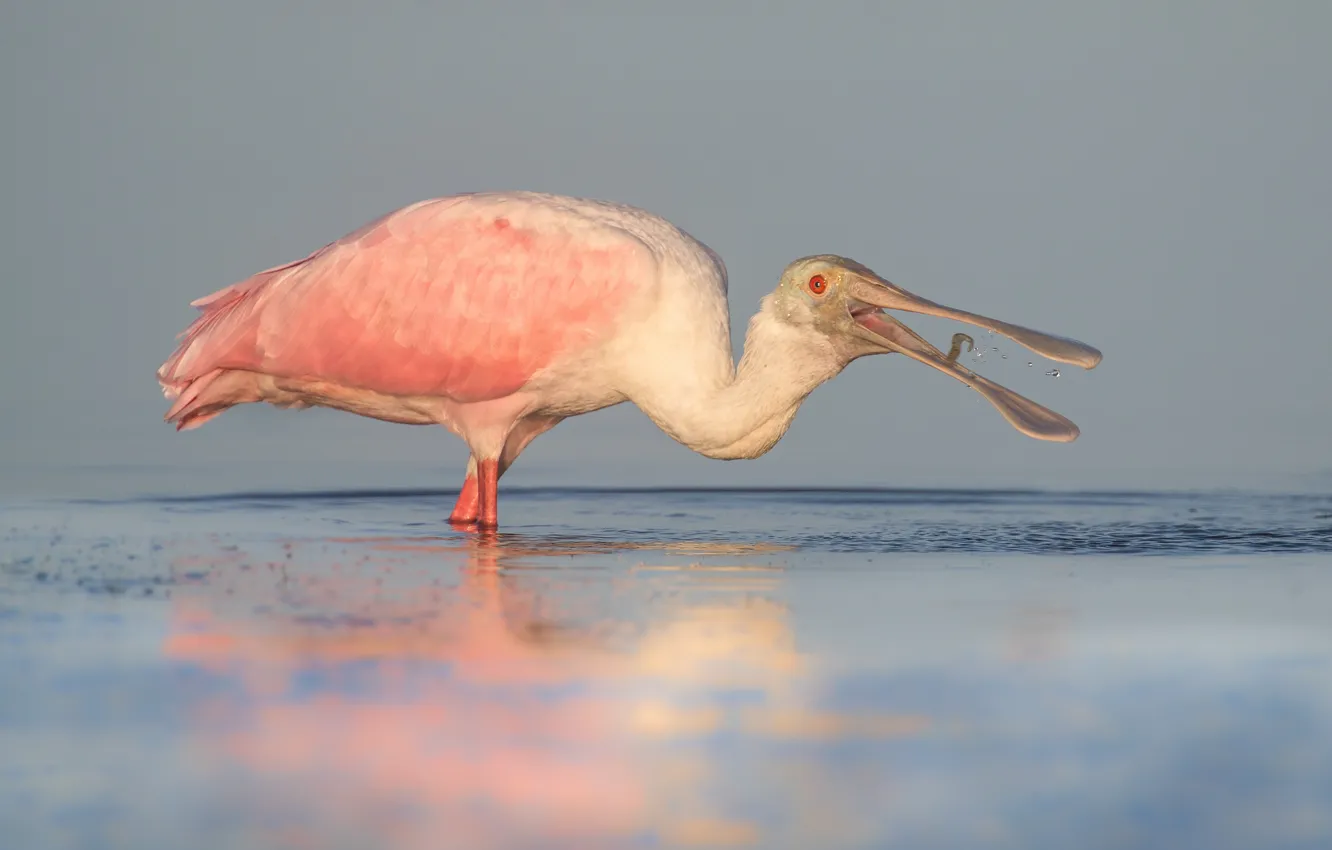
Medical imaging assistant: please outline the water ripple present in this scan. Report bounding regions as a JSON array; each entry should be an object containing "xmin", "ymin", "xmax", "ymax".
[{"xmin": 41, "ymin": 487, "xmax": 1332, "ymax": 556}]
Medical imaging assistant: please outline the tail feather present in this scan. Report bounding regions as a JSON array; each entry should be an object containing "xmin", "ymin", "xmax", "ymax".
[
  {"xmin": 185, "ymin": 254, "xmax": 313, "ymax": 312},
  {"xmin": 162, "ymin": 368, "xmax": 263, "ymax": 431},
  {"xmin": 163, "ymin": 368, "xmax": 224, "ymax": 430},
  {"xmin": 157, "ymin": 257, "xmax": 311, "ymax": 423},
  {"xmin": 157, "ymin": 219, "xmax": 381, "ymax": 427}
]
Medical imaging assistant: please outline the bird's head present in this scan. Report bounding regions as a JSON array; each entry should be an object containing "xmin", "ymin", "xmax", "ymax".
[{"xmin": 770, "ymin": 255, "xmax": 1103, "ymax": 442}]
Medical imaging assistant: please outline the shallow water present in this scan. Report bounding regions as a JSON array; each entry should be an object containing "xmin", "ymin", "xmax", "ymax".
[{"xmin": 2, "ymin": 488, "xmax": 1331, "ymax": 849}]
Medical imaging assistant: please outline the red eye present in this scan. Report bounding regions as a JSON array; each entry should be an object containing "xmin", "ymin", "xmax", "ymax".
[{"xmin": 808, "ymin": 274, "xmax": 828, "ymax": 295}]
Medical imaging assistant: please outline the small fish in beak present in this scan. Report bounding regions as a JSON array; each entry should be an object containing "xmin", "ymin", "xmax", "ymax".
[
  {"xmin": 833, "ymin": 259, "xmax": 1101, "ymax": 442},
  {"xmin": 946, "ymin": 333, "xmax": 975, "ymax": 365}
]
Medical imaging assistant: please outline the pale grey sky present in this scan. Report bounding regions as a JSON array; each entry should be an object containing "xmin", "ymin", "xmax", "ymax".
[{"xmin": 3, "ymin": 1, "xmax": 1330, "ymax": 496}]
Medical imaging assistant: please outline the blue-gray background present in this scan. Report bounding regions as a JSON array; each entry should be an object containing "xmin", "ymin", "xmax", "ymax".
[{"xmin": 4, "ymin": 1, "xmax": 1330, "ymax": 498}]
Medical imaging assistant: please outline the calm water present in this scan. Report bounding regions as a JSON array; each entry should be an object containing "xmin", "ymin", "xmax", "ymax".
[{"xmin": 2, "ymin": 488, "xmax": 1331, "ymax": 850}]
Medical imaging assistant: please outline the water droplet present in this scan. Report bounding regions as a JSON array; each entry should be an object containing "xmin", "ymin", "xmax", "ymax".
[
  {"xmin": 1046, "ymin": 368, "xmax": 1061, "ymax": 378},
  {"xmin": 1001, "ymin": 354, "xmax": 1007, "ymax": 359},
  {"xmin": 1026, "ymin": 362, "xmax": 1033, "ymax": 367}
]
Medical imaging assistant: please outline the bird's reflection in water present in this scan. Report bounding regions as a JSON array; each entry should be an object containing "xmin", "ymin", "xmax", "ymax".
[{"xmin": 161, "ymin": 532, "xmax": 926, "ymax": 849}]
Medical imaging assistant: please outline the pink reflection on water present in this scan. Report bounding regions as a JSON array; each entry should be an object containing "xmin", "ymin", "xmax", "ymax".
[{"xmin": 162, "ymin": 534, "xmax": 925, "ymax": 848}]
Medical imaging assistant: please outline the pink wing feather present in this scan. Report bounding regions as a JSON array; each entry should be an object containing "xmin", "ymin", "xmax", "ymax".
[{"xmin": 158, "ymin": 196, "xmax": 650, "ymax": 427}]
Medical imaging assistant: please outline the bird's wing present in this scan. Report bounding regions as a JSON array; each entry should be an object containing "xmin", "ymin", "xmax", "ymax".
[{"xmin": 158, "ymin": 195, "xmax": 657, "ymax": 405}]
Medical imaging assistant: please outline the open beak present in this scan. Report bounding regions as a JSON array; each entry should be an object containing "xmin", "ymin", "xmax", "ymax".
[{"xmin": 845, "ymin": 271, "xmax": 1102, "ymax": 442}]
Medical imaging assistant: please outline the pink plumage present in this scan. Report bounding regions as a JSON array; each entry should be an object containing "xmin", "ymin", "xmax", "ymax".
[
  {"xmin": 158, "ymin": 191, "xmax": 1102, "ymax": 529},
  {"xmin": 160, "ymin": 196, "xmax": 644, "ymax": 413}
]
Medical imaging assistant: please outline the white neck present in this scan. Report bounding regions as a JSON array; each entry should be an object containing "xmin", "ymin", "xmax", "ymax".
[{"xmin": 633, "ymin": 300, "xmax": 847, "ymax": 460}]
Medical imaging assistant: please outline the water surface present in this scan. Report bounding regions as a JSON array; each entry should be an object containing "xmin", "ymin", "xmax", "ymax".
[{"xmin": 2, "ymin": 488, "xmax": 1330, "ymax": 849}]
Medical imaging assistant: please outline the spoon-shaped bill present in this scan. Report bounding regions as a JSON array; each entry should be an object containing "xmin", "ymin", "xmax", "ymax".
[{"xmin": 846, "ymin": 274, "xmax": 1103, "ymax": 370}]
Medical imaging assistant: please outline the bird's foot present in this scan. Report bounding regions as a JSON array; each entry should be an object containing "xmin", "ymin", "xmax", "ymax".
[{"xmin": 449, "ymin": 522, "xmax": 499, "ymax": 547}]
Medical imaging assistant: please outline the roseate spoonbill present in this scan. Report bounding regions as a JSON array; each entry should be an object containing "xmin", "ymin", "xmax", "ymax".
[{"xmin": 158, "ymin": 192, "xmax": 1102, "ymax": 528}]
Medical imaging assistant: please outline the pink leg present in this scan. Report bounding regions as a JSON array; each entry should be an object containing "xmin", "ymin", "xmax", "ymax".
[
  {"xmin": 476, "ymin": 458, "xmax": 500, "ymax": 529},
  {"xmin": 449, "ymin": 417, "xmax": 562, "ymax": 529},
  {"xmin": 448, "ymin": 466, "xmax": 480, "ymax": 525}
]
